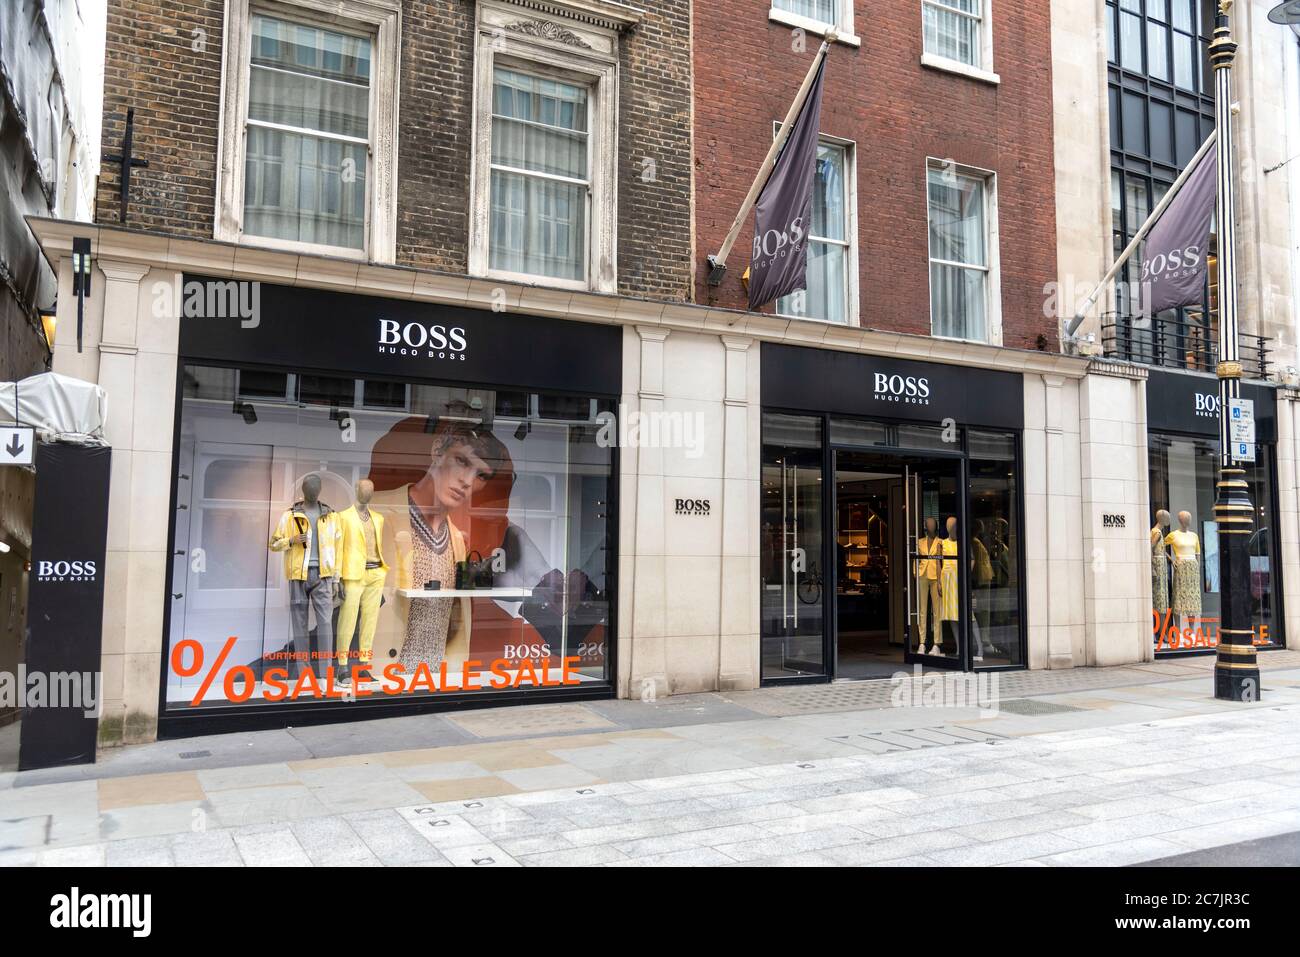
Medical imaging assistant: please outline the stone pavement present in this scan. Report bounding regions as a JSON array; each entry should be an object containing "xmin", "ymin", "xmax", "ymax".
[{"xmin": 2, "ymin": 652, "xmax": 1298, "ymax": 866}]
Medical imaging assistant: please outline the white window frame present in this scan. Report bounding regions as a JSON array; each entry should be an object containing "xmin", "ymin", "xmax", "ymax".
[
  {"xmin": 470, "ymin": 0, "xmax": 629, "ymax": 295},
  {"xmin": 925, "ymin": 158, "xmax": 1002, "ymax": 345},
  {"xmin": 215, "ymin": 0, "xmax": 402, "ymax": 263},
  {"xmin": 768, "ymin": 1, "xmax": 860, "ymax": 46},
  {"xmin": 920, "ymin": 0, "xmax": 1000, "ymax": 86},
  {"xmin": 771, "ymin": 127, "xmax": 859, "ymax": 326}
]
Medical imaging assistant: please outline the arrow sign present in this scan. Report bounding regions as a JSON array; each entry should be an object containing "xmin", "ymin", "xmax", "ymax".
[{"xmin": 1, "ymin": 427, "xmax": 33, "ymax": 466}]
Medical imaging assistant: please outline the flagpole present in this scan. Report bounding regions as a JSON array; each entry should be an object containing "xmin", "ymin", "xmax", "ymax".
[
  {"xmin": 706, "ymin": 34, "xmax": 835, "ymax": 286},
  {"xmin": 1064, "ymin": 130, "xmax": 1217, "ymax": 339}
]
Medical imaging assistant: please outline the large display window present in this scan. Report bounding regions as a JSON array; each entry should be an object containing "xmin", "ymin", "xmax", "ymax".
[
  {"xmin": 1147, "ymin": 433, "xmax": 1279, "ymax": 653},
  {"xmin": 166, "ymin": 365, "xmax": 614, "ymax": 710}
]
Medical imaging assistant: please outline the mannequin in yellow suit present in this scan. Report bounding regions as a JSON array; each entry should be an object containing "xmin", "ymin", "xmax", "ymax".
[
  {"xmin": 336, "ymin": 479, "xmax": 389, "ymax": 679},
  {"xmin": 915, "ymin": 517, "xmax": 944, "ymax": 654}
]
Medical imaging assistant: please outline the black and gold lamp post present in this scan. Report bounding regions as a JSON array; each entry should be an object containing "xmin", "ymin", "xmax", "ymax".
[{"xmin": 1210, "ymin": 1, "xmax": 1258, "ymax": 701}]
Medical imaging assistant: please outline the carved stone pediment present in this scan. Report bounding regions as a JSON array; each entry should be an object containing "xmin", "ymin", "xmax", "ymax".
[{"xmin": 504, "ymin": 19, "xmax": 594, "ymax": 49}]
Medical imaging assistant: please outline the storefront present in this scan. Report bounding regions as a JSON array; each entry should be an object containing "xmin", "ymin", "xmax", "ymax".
[
  {"xmin": 760, "ymin": 344, "xmax": 1027, "ymax": 682},
  {"xmin": 1145, "ymin": 369, "xmax": 1284, "ymax": 656},
  {"xmin": 160, "ymin": 277, "xmax": 620, "ymax": 734}
]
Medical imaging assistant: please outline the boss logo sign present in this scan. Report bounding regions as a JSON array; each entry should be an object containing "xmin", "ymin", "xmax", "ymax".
[
  {"xmin": 1194, "ymin": 393, "xmax": 1219, "ymax": 419},
  {"xmin": 378, "ymin": 319, "xmax": 468, "ymax": 361},
  {"xmin": 1101, "ymin": 513, "xmax": 1127, "ymax": 529},
  {"xmin": 675, "ymin": 498, "xmax": 711, "ymax": 516},
  {"xmin": 36, "ymin": 559, "xmax": 98, "ymax": 582},
  {"xmin": 873, "ymin": 373, "xmax": 931, "ymax": 406}
]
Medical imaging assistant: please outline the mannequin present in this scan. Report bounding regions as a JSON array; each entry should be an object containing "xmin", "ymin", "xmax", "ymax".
[
  {"xmin": 1164, "ymin": 510, "xmax": 1202, "ymax": 635},
  {"xmin": 915, "ymin": 516, "xmax": 943, "ymax": 654},
  {"xmin": 1151, "ymin": 508, "xmax": 1171, "ymax": 618},
  {"xmin": 336, "ymin": 479, "xmax": 389, "ymax": 681},
  {"xmin": 938, "ymin": 516, "xmax": 960, "ymax": 656},
  {"xmin": 268, "ymin": 473, "xmax": 342, "ymax": 680}
]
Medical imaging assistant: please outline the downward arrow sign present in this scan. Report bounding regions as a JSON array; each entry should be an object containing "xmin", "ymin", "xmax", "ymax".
[{"xmin": 4, "ymin": 434, "xmax": 22, "ymax": 458}]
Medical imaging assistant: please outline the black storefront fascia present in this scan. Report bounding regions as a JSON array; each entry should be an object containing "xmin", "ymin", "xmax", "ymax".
[
  {"xmin": 760, "ymin": 343, "xmax": 1028, "ymax": 680},
  {"xmin": 1144, "ymin": 368, "xmax": 1284, "ymax": 655},
  {"xmin": 158, "ymin": 276, "xmax": 623, "ymax": 737}
]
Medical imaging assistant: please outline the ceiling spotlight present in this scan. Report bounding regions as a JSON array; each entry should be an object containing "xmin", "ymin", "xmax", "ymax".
[{"xmin": 232, "ymin": 401, "xmax": 257, "ymax": 425}]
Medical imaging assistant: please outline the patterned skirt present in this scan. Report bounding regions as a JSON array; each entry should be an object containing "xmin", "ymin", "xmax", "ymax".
[
  {"xmin": 1171, "ymin": 558, "xmax": 1201, "ymax": 615},
  {"xmin": 1151, "ymin": 553, "xmax": 1169, "ymax": 612}
]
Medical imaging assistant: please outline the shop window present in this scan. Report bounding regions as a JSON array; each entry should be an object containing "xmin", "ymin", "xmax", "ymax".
[
  {"xmin": 927, "ymin": 161, "xmax": 999, "ymax": 344},
  {"xmin": 777, "ymin": 139, "xmax": 855, "ymax": 325},
  {"xmin": 469, "ymin": 2, "xmax": 620, "ymax": 293},
  {"xmin": 967, "ymin": 430, "xmax": 1022, "ymax": 667},
  {"xmin": 166, "ymin": 365, "xmax": 615, "ymax": 710},
  {"xmin": 216, "ymin": 0, "xmax": 400, "ymax": 262},
  {"xmin": 1147, "ymin": 434, "xmax": 1280, "ymax": 652},
  {"xmin": 922, "ymin": 0, "xmax": 995, "ymax": 78}
]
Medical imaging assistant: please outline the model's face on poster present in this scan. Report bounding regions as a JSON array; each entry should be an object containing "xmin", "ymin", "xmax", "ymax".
[{"xmin": 430, "ymin": 441, "xmax": 493, "ymax": 510}]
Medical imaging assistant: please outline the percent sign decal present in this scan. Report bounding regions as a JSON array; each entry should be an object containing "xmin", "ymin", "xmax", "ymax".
[{"xmin": 171, "ymin": 637, "xmax": 241, "ymax": 706}]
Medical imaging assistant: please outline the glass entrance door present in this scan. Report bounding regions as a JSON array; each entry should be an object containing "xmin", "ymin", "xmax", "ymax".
[{"xmin": 833, "ymin": 450, "xmax": 965, "ymax": 677}]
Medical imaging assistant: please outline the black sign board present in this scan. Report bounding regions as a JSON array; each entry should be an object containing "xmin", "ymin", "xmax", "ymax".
[
  {"xmin": 1146, "ymin": 369, "xmax": 1276, "ymax": 442},
  {"xmin": 178, "ymin": 276, "xmax": 622, "ymax": 396},
  {"xmin": 761, "ymin": 343, "xmax": 1024, "ymax": 429},
  {"xmin": 19, "ymin": 444, "xmax": 112, "ymax": 770}
]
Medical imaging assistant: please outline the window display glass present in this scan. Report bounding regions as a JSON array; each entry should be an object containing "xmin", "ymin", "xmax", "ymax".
[
  {"xmin": 968, "ymin": 430, "xmax": 1022, "ymax": 667},
  {"xmin": 1147, "ymin": 433, "xmax": 1279, "ymax": 652},
  {"xmin": 166, "ymin": 365, "xmax": 614, "ymax": 709}
]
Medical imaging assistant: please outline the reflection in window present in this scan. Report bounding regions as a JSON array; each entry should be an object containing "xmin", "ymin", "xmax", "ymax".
[
  {"xmin": 968, "ymin": 430, "xmax": 1021, "ymax": 667},
  {"xmin": 761, "ymin": 413, "xmax": 826, "ymax": 679}
]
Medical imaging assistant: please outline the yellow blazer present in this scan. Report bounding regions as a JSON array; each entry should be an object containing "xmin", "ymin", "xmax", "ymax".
[
  {"xmin": 369, "ymin": 485, "xmax": 473, "ymax": 667},
  {"xmin": 915, "ymin": 535, "xmax": 942, "ymax": 580},
  {"xmin": 337, "ymin": 505, "xmax": 389, "ymax": 580}
]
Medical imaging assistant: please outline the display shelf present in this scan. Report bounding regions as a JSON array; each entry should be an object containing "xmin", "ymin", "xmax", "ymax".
[{"xmin": 397, "ymin": 587, "xmax": 534, "ymax": 599}]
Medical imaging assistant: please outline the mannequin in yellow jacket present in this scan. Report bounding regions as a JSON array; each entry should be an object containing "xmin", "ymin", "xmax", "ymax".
[
  {"xmin": 335, "ymin": 479, "xmax": 389, "ymax": 675},
  {"xmin": 268, "ymin": 473, "xmax": 342, "ymax": 679}
]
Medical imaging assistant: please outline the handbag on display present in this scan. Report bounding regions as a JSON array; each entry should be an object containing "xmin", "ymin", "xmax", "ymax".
[{"xmin": 455, "ymin": 550, "xmax": 495, "ymax": 590}]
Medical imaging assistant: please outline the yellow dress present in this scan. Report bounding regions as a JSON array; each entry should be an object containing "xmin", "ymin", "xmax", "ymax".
[
  {"xmin": 1164, "ymin": 529, "xmax": 1201, "ymax": 615},
  {"xmin": 940, "ymin": 538, "xmax": 960, "ymax": 621}
]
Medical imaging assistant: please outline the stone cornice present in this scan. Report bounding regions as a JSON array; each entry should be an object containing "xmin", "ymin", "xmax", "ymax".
[
  {"xmin": 487, "ymin": 0, "xmax": 643, "ymax": 31},
  {"xmin": 28, "ymin": 216, "xmax": 1093, "ymax": 381}
]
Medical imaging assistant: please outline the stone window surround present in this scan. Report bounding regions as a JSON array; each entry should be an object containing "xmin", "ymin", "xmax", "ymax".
[
  {"xmin": 469, "ymin": 0, "xmax": 640, "ymax": 295},
  {"xmin": 214, "ymin": 0, "xmax": 403, "ymax": 264}
]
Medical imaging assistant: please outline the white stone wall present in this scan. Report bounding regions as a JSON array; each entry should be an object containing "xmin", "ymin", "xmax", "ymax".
[
  {"xmin": 617, "ymin": 327, "xmax": 761, "ymax": 699},
  {"xmin": 1023, "ymin": 372, "xmax": 1087, "ymax": 668},
  {"xmin": 1049, "ymin": 0, "xmax": 1112, "ymax": 341},
  {"xmin": 1079, "ymin": 362, "xmax": 1153, "ymax": 666},
  {"xmin": 51, "ymin": 255, "xmax": 180, "ymax": 745}
]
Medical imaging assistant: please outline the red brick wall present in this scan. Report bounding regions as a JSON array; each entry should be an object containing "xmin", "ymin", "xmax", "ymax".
[{"xmin": 693, "ymin": 3, "xmax": 1058, "ymax": 349}]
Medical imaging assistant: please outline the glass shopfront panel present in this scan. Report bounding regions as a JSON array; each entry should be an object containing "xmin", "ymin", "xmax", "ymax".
[
  {"xmin": 166, "ymin": 365, "xmax": 614, "ymax": 709},
  {"xmin": 761, "ymin": 413, "xmax": 827, "ymax": 679},
  {"xmin": 1147, "ymin": 432, "xmax": 1279, "ymax": 652},
  {"xmin": 968, "ymin": 430, "xmax": 1022, "ymax": 667}
]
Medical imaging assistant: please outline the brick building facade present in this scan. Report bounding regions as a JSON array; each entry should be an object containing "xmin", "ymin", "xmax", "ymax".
[
  {"xmin": 694, "ymin": 2, "xmax": 1059, "ymax": 349},
  {"xmin": 96, "ymin": 0, "xmax": 692, "ymax": 299}
]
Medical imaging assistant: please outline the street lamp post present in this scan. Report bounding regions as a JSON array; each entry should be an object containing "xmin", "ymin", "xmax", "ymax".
[{"xmin": 1210, "ymin": 2, "xmax": 1259, "ymax": 702}]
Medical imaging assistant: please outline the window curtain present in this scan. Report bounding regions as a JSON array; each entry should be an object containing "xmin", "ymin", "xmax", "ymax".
[
  {"xmin": 490, "ymin": 68, "xmax": 590, "ymax": 281},
  {"xmin": 774, "ymin": 0, "xmax": 838, "ymax": 25},
  {"xmin": 928, "ymin": 169, "xmax": 987, "ymax": 340},
  {"xmin": 243, "ymin": 16, "xmax": 371, "ymax": 250},
  {"xmin": 923, "ymin": 0, "xmax": 982, "ymax": 66}
]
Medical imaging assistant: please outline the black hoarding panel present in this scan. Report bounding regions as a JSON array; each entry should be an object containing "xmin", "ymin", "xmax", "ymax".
[{"xmin": 19, "ymin": 444, "xmax": 112, "ymax": 770}]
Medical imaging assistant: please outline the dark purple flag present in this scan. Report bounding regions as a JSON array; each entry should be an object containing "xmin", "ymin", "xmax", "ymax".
[
  {"xmin": 749, "ymin": 56, "xmax": 827, "ymax": 312},
  {"xmin": 1141, "ymin": 145, "xmax": 1217, "ymax": 315}
]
